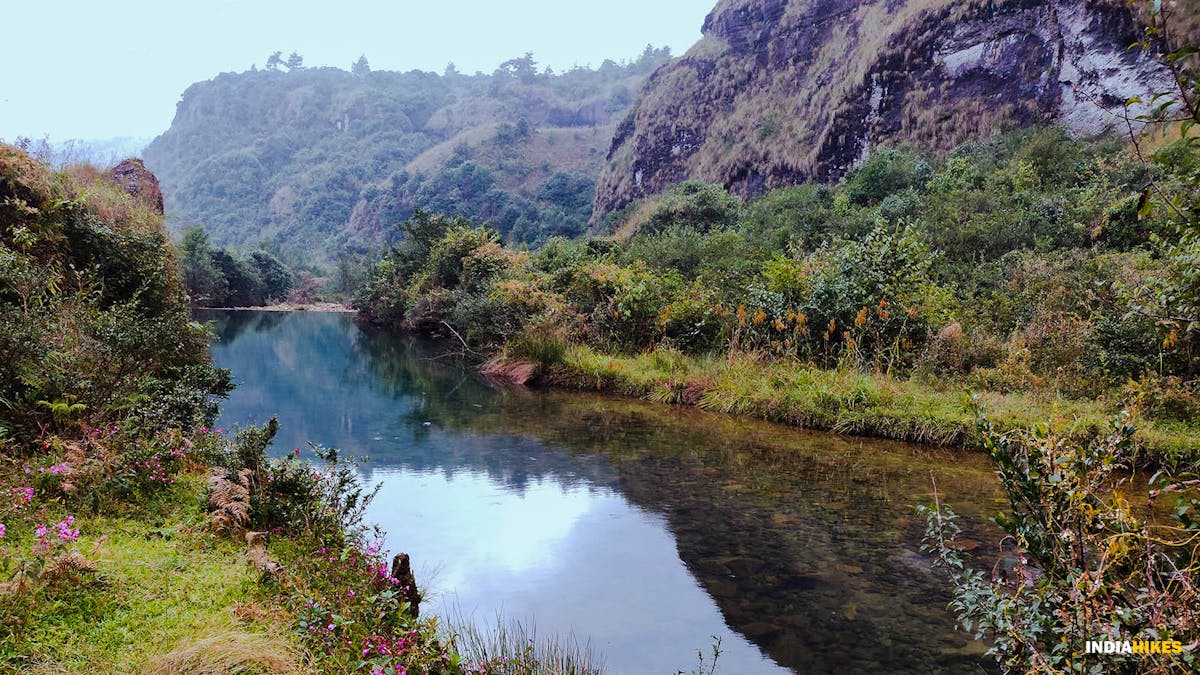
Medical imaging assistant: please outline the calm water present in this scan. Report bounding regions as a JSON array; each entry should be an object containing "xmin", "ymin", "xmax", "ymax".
[{"xmin": 202, "ymin": 310, "xmax": 1003, "ymax": 674}]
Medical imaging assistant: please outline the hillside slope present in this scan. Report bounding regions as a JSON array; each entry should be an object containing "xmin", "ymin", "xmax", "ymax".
[
  {"xmin": 593, "ymin": 0, "xmax": 1186, "ymax": 224},
  {"xmin": 144, "ymin": 50, "xmax": 669, "ymax": 260}
]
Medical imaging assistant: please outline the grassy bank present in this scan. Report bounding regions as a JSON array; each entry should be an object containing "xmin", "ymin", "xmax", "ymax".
[
  {"xmin": 1, "ymin": 422, "xmax": 605, "ymax": 675},
  {"xmin": 500, "ymin": 345, "xmax": 1200, "ymax": 467},
  {"xmin": 1, "ymin": 474, "xmax": 299, "ymax": 674},
  {"xmin": 0, "ymin": 423, "xmax": 455, "ymax": 674}
]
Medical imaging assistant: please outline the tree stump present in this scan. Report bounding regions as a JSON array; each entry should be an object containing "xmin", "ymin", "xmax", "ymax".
[{"xmin": 390, "ymin": 552, "xmax": 422, "ymax": 617}]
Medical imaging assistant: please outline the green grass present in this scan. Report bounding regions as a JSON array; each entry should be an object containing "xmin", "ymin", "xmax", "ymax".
[
  {"xmin": 1, "ymin": 476, "xmax": 299, "ymax": 675},
  {"xmin": 539, "ymin": 345, "xmax": 1200, "ymax": 467}
]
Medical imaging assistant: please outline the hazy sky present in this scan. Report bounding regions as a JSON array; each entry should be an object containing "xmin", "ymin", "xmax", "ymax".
[{"xmin": 1, "ymin": 0, "xmax": 715, "ymax": 142}]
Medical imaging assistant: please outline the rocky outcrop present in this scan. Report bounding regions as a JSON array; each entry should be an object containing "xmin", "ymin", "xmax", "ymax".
[
  {"xmin": 593, "ymin": 0, "xmax": 1187, "ymax": 224},
  {"xmin": 109, "ymin": 158, "xmax": 164, "ymax": 213}
]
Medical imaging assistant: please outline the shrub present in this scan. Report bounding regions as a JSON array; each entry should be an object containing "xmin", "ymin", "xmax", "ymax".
[
  {"xmin": 625, "ymin": 181, "xmax": 742, "ymax": 235},
  {"xmin": 207, "ymin": 419, "xmax": 377, "ymax": 544},
  {"xmin": 841, "ymin": 147, "xmax": 932, "ymax": 206},
  {"xmin": 922, "ymin": 412, "xmax": 1200, "ymax": 673}
]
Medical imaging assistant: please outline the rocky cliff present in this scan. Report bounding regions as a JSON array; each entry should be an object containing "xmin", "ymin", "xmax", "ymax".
[
  {"xmin": 594, "ymin": 0, "xmax": 1187, "ymax": 224},
  {"xmin": 109, "ymin": 158, "xmax": 164, "ymax": 213}
]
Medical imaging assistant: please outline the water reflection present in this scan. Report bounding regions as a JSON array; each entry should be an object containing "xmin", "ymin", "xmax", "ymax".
[{"xmin": 203, "ymin": 310, "xmax": 1001, "ymax": 674}]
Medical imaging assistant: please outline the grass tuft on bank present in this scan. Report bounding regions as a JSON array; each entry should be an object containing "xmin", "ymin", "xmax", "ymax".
[{"xmin": 519, "ymin": 344, "xmax": 1199, "ymax": 466}]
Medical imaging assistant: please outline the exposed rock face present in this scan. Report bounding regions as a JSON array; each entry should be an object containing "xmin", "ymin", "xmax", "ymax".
[
  {"xmin": 593, "ymin": 0, "xmax": 1183, "ymax": 224},
  {"xmin": 109, "ymin": 158, "xmax": 164, "ymax": 213}
]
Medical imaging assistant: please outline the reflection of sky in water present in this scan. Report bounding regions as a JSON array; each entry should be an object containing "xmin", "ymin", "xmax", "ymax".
[
  {"xmin": 369, "ymin": 465, "xmax": 785, "ymax": 674},
  {"xmin": 206, "ymin": 311, "xmax": 788, "ymax": 674}
]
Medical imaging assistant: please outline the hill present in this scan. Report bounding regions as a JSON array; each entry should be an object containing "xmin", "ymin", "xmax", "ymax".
[{"xmin": 143, "ymin": 49, "xmax": 670, "ymax": 261}]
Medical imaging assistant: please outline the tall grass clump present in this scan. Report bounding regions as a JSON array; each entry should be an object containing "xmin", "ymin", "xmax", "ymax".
[{"xmin": 449, "ymin": 615, "xmax": 605, "ymax": 675}]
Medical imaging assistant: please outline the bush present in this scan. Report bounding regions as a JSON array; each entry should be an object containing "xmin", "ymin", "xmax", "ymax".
[
  {"xmin": 922, "ymin": 412, "xmax": 1200, "ymax": 673},
  {"xmin": 841, "ymin": 147, "xmax": 932, "ymax": 206},
  {"xmin": 206, "ymin": 419, "xmax": 377, "ymax": 544},
  {"xmin": 626, "ymin": 181, "xmax": 742, "ymax": 235}
]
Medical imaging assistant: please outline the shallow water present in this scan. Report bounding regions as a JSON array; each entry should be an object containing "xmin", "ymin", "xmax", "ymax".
[{"xmin": 203, "ymin": 310, "xmax": 1003, "ymax": 674}]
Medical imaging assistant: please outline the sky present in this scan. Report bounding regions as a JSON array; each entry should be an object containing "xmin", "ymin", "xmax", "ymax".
[{"xmin": 1, "ymin": 0, "xmax": 716, "ymax": 142}]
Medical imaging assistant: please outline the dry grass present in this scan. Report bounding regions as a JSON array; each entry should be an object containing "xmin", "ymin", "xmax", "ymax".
[
  {"xmin": 406, "ymin": 123, "xmax": 615, "ymax": 197},
  {"xmin": 140, "ymin": 631, "xmax": 300, "ymax": 675}
]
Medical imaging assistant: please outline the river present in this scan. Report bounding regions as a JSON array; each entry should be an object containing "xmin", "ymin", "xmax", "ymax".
[{"xmin": 202, "ymin": 309, "xmax": 1003, "ymax": 674}]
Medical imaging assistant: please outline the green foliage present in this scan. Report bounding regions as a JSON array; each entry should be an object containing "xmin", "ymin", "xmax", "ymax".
[
  {"xmin": 144, "ymin": 48, "xmax": 673, "ymax": 261},
  {"xmin": 0, "ymin": 146, "xmax": 228, "ymax": 441},
  {"xmin": 180, "ymin": 225, "xmax": 226, "ymax": 305},
  {"xmin": 841, "ymin": 147, "xmax": 932, "ymax": 206},
  {"xmin": 922, "ymin": 412, "xmax": 1200, "ymax": 673},
  {"xmin": 759, "ymin": 225, "xmax": 947, "ymax": 366},
  {"xmin": 208, "ymin": 419, "xmax": 378, "ymax": 543},
  {"xmin": 179, "ymin": 224, "xmax": 296, "ymax": 307},
  {"xmin": 248, "ymin": 249, "xmax": 294, "ymax": 300},
  {"xmin": 353, "ymin": 121, "xmax": 1200, "ymax": 453},
  {"xmin": 618, "ymin": 181, "xmax": 742, "ymax": 235},
  {"xmin": 1121, "ymin": 6, "xmax": 1200, "ymax": 380}
]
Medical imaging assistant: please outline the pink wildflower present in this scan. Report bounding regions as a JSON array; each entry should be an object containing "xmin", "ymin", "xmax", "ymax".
[
  {"xmin": 0, "ymin": 523, "xmax": 6, "ymax": 538},
  {"xmin": 34, "ymin": 524, "xmax": 48, "ymax": 538},
  {"xmin": 56, "ymin": 516, "xmax": 79, "ymax": 543}
]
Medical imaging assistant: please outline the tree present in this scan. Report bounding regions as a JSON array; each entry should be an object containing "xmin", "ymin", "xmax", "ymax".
[
  {"xmin": 514, "ymin": 116, "xmax": 532, "ymax": 140},
  {"xmin": 497, "ymin": 53, "xmax": 538, "ymax": 84},
  {"xmin": 210, "ymin": 249, "xmax": 264, "ymax": 307},
  {"xmin": 265, "ymin": 51, "xmax": 284, "ymax": 71},
  {"xmin": 180, "ymin": 225, "xmax": 227, "ymax": 306},
  {"xmin": 249, "ymin": 250, "xmax": 294, "ymax": 301},
  {"xmin": 351, "ymin": 55, "xmax": 370, "ymax": 76},
  {"xmin": 286, "ymin": 52, "xmax": 304, "ymax": 71}
]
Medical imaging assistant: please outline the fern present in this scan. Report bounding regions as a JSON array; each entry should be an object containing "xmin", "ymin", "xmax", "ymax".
[
  {"xmin": 207, "ymin": 468, "xmax": 252, "ymax": 534},
  {"xmin": 36, "ymin": 396, "xmax": 86, "ymax": 422}
]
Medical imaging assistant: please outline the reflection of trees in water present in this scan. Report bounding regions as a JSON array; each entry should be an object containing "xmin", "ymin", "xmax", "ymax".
[
  {"xmin": 213, "ymin": 314, "xmax": 1000, "ymax": 673},
  {"xmin": 420, "ymin": 397, "xmax": 1000, "ymax": 673},
  {"xmin": 347, "ymin": 330, "xmax": 999, "ymax": 671},
  {"xmin": 196, "ymin": 309, "xmax": 288, "ymax": 343}
]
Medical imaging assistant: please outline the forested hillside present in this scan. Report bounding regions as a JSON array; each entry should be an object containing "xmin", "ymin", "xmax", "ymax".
[{"xmin": 143, "ymin": 48, "xmax": 670, "ymax": 262}]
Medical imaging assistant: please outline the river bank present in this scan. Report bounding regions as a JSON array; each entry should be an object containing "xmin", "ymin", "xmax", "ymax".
[
  {"xmin": 485, "ymin": 343, "xmax": 1200, "ymax": 468},
  {"xmin": 201, "ymin": 302, "xmax": 354, "ymax": 313}
]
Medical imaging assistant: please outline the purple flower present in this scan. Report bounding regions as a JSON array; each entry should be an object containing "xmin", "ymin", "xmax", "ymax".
[
  {"xmin": 46, "ymin": 516, "xmax": 80, "ymax": 543},
  {"xmin": 0, "ymin": 523, "xmax": 6, "ymax": 538},
  {"xmin": 43, "ymin": 463, "xmax": 68, "ymax": 476}
]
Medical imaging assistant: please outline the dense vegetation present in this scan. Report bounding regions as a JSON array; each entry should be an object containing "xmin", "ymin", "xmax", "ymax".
[
  {"xmin": 179, "ymin": 224, "xmax": 296, "ymax": 307},
  {"xmin": 144, "ymin": 48, "xmax": 672, "ymax": 263},
  {"xmin": 918, "ymin": 12, "xmax": 1200, "ymax": 673},
  {"xmin": 1, "ymin": 145, "xmax": 574, "ymax": 673},
  {"xmin": 357, "ymin": 126, "xmax": 1200, "ymax": 461}
]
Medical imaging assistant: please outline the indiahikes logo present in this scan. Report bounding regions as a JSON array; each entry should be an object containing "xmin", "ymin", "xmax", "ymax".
[{"xmin": 1085, "ymin": 640, "xmax": 1184, "ymax": 656}]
